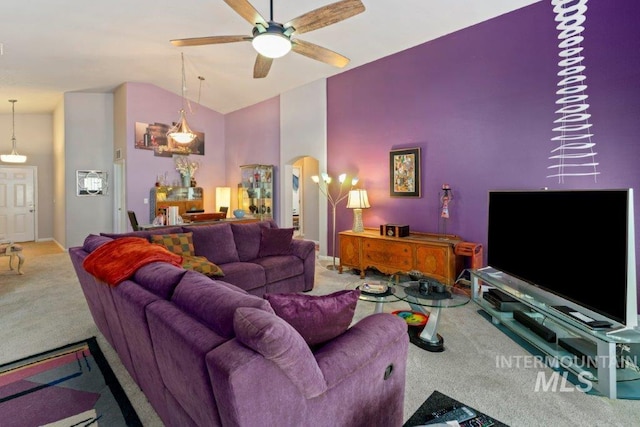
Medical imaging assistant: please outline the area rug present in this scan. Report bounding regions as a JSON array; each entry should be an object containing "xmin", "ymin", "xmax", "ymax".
[
  {"xmin": 403, "ymin": 390, "xmax": 508, "ymax": 427},
  {"xmin": 0, "ymin": 337, "xmax": 141, "ymax": 427}
]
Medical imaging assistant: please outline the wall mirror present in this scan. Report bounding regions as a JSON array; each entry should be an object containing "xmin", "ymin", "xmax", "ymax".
[{"xmin": 76, "ymin": 170, "xmax": 108, "ymax": 196}]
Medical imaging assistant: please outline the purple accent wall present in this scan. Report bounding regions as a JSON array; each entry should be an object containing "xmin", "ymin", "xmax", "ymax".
[
  {"xmin": 124, "ymin": 83, "xmax": 225, "ymax": 223},
  {"xmin": 225, "ymin": 97, "xmax": 280, "ymax": 214},
  {"xmin": 326, "ymin": 0, "xmax": 640, "ymax": 287}
]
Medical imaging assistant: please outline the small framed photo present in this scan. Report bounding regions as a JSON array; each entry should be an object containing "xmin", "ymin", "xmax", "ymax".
[{"xmin": 389, "ymin": 148, "xmax": 421, "ymax": 197}]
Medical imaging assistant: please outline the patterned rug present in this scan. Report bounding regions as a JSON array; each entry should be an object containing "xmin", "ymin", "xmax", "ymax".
[{"xmin": 0, "ymin": 337, "xmax": 141, "ymax": 427}]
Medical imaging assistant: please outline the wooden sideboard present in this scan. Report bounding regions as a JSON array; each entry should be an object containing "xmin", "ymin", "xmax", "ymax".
[{"xmin": 339, "ymin": 228, "xmax": 464, "ymax": 284}]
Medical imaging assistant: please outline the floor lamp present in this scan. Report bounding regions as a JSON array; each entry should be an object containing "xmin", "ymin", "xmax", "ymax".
[{"xmin": 312, "ymin": 173, "xmax": 358, "ymax": 270}]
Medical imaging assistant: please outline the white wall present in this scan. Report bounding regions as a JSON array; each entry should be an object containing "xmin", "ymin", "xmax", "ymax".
[
  {"xmin": 280, "ymin": 79, "xmax": 327, "ymax": 252},
  {"xmin": 63, "ymin": 93, "xmax": 114, "ymax": 248},
  {"xmin": 0, "ymin": 112, "xmax": 54, "ymax": 241},
  {"xmin": 53, "ymin": 101, "xmax": 66, "ymax": 247}
]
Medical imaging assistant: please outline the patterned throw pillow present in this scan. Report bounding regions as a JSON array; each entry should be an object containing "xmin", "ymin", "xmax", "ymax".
[
  {"xmin": 150, "ymin": 232, "xmax": 195, "ymax": 256},
  {"xmin": 181, "ymin": 255, "xmax": 224, "ymax": 277}
]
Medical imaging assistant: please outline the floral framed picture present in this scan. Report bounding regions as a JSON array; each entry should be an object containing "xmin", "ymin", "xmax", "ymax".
[{"xmin": 389, "ymin": 148, "xmax": 421, "ymax": 197}]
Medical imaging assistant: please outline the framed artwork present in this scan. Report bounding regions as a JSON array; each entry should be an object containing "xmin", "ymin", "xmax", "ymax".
[
  {"xmin": 389, "ymin": 148, "xmax": 421, "ymax": 197},
  {"xmin": 134, "ymin": 121, "xmax": 205, "ymax": 156}
]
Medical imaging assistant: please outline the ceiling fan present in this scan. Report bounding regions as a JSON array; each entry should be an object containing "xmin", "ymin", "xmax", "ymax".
[{"xmin": 170, "ymin": 0, "xmax": 365, "ymax": 78}]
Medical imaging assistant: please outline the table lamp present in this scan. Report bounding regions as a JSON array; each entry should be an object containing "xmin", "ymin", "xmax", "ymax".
[{"xmin": 347, "ymin": 189, "xmax": 370, "ymax": 232}]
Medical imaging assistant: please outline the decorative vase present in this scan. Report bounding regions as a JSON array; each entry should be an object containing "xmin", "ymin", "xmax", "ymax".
[
  {"xmin": 181, "ymin": 173, "xmax": 190, "ymax": 187},
  {"xmin": 233, "ymin": 209, "xmax": 245, "ymax": 218}
]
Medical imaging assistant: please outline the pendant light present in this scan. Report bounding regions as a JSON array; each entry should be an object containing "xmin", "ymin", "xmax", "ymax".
[
  {"xmin": 166, "ymin": 53, "xmax": 196, "ymax": 144},
  {"xmin": 1, "ymin": 100, "xmax": 27, "ymax": 163}
]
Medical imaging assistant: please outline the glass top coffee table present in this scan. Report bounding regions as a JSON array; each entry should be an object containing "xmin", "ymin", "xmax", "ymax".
[
  {"xmin": 394, "ymin": 280, "xmax": 470, "ymax": 352},
  {"xmin": 346, "ymin": 279, "xmax": 403, "ymax": 314}
]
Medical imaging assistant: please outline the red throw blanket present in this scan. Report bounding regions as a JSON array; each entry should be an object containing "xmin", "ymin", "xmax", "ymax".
[{"xmin": 83, "ymin": 237, "xmax": 182, "ymax": 286}]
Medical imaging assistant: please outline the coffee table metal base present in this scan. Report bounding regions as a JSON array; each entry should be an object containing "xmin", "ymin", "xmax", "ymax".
[
  {"xmin": 408, "ymin": 328, "xmax": 444, "ymax": 352},
  {"xmin": 407, "ymin": 304, "xmax": 445, "ymax": 352}
]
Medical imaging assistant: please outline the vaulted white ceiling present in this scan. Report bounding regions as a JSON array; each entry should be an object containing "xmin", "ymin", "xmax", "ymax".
[{"xmin": 1, "ymin": 0, "xmax": 539, "ymax": 114}]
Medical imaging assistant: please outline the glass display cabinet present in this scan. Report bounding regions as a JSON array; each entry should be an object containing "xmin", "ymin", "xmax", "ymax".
[{"xmin": 239, "ymin": 164, "xmax": 274, "ymax": 220}]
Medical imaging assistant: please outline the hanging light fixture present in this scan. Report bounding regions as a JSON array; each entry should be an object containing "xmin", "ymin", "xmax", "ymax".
[
  {"xmin": 1, "ymin": 100, "xmax": 27, "ymax": 163},
  {"xmin": 252, "ymin": 23, "xmax": 292, "ymax": 59},
  {"xmin": 250, "ymin": 1, "xmax": 292, "ymax": 59},
  {"xmin": 167, "ymin": 53, "xmax": 196, "ymax": 144}
]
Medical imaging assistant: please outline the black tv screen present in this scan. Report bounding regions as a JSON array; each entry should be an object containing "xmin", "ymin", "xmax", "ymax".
[{"xmin": 487, "ymin": 189, "xmax": 635, "ymax": 326}]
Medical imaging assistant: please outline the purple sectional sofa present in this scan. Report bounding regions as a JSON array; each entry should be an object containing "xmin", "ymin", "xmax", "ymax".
[
  {"xmin": 99, "ymin": 220, "xmax": 315, "ymax": 296},
  {"xmin": 69, "ymin": 221, "xmax": 409, "ymax": 426}
]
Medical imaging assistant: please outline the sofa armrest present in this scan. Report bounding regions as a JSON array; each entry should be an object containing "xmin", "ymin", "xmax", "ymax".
[
  {"xmin": 291, "ymin": 239, "xmax": 316, "ymax": 291},
  {"xmin": 206, "ymin": 312, "xmax": 408, "ymax": 427},
  {"xmin": 291, "ymin": 239, "xmax": 315, "ymax": 260},
  {"xmin": 314, "ymin": 313, "xmax": 408, "ymax": 388}
]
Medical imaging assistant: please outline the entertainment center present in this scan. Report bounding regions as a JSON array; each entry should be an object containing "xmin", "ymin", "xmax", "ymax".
[
  {"xmin": 471, "ymin": 268, "xmax": 640, "ymax": 399},
  {"xmin": 473, "ymin": 188, "xmax": 640, "ymax": 399}
]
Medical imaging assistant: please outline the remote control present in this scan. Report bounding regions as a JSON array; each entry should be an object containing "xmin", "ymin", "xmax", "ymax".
[{"xmin": 424, "ymin": 406, "xmax": 477, "ymax": 425}]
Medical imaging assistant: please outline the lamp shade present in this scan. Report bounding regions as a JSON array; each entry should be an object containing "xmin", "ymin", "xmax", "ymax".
[
  {"xmin": 347, "ymin": 190, "xmax": 370, "ymax": 209},
  {"xmin": 215, "ymin": 186, "xmax": 231, "ymax": 216}
]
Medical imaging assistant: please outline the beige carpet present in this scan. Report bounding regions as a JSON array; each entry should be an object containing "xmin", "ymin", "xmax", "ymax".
[{"xmin": 1, "ymin": 245, "xmax": 639, "ymax": 426}]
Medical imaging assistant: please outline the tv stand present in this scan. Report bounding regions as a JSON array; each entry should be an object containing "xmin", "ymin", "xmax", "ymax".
[{"xmin": 470, "ymin": 268, "xmax": 640, "ymax": 399}]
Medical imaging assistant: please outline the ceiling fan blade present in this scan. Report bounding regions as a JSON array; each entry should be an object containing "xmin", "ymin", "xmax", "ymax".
[
  {"xmin": 171, "ymin": 35, "xmax": 251, "ymax": 47},
  {"xmin": 291, "ymin": 39, "xmax": 350, "ymax": 68},
  {"xmin": 285, "ymin": 0, "xmax": 365, "ymax": 35},
  {"xmin": 254, "ymin": 54, "xmax": 273, "ymax": 78},
  {"xmin": 224, "ymin": 0, "xmax": 268, "ymax": 27}
]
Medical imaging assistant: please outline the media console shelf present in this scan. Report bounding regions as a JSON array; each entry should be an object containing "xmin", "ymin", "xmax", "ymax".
[{"xmin": 470, "ymin": 268, "xmax": 640, "ymax": 399}]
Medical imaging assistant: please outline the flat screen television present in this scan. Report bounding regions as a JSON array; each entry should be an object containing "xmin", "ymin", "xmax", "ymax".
[{"xmin": 487, "ymin": 189, "xmax": 638, "ymax": 329}]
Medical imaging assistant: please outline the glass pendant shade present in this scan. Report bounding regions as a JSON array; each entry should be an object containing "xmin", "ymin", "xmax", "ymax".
[
  {"xmin": 167, "ymin": 109, "xmax": 196, "ymax": 144},
  {"xmin": 1, "ymin": 100, "xmax": 26, "ymax": 163}
]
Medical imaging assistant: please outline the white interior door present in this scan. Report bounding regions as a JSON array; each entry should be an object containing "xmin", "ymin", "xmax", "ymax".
[
  {"xmin": 0, "ymin": 166, "xmax": 36, "ymax": 242},
  {"xmin": 113, "ymin": 159, "xmax": 126, "ymax": 233}
]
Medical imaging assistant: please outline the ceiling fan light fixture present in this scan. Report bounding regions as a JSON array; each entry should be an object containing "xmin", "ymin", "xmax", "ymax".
[
  {"xmin": 252, "ymin": 24, "xmax": 292, "ymax": 58},
  {"xmin": 167, "ymin": 109, "xmax": 197, "ymax": 144},
  {"xmin": 1, "ymin": 99, "xmax": 27, "ymax": 164}
]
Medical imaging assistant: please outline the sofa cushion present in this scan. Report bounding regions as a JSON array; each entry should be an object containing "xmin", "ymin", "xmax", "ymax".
[
  {"xmin": 182, "ymin": 255, "xmax": 224, "ymax": 277},
  {"xmin": 264, "ymin": 290, "xmax": 360, "ymax": 346},
  {"xmin": 83, "ymin": 234, "xmax": 112, "ymax": 252},
  {"xmin": 231, "ymin": 221, "xmax": 272, "ymax": 261},
  {"xmin": 132, "ymin": 262, "xmax": 187, "ymax": 300},
  {"xmin": 184, "ymin": 223, "xmax": 240, "ymax": 265},
  {"xmin": 250, "ymin": 255, "xmax": 303, "ymax": 284},
  {"xmin": 233, "ymin": 307, "xmax": 327, "ymax": 399},
  {"xmin": 218, "ymin": 262, "xmax": 266, "ymax": 293},
  {"xmin": 171, "ymin": 271, "xmax": 273, "ymax": 338},
  {"xmin": 258, "ymin": 227, "xmax": 294, "ymax": 257},
  {"xmin": 149, "ymin": 232, "xmax": 195, "ymax": 256}
]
